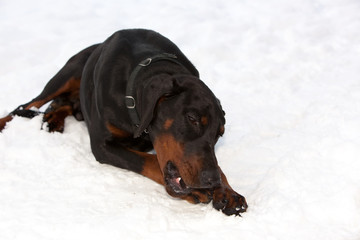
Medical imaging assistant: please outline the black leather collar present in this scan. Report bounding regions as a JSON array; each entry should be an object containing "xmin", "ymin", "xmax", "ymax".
[{"xmin": 125, "ymin": 53, "xmax": 185, "ymax": 134}]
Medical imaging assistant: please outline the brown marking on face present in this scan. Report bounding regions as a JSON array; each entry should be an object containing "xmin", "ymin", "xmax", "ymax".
[
  {"xmin": 163, "ymin": 118, "xmax": 174, "ymax": 130},
  {"xmin": 153, "ymin": 134, "xmax": 203, "ymax": 187},
  {"xmin": 106, "ymin": 122, "xmax": 131, "ymax": 138},
  {"xmin": 201, "ymin": 116, "xmax": 208, "ymax": 126},
  {"xmin": 25, "ymin": 77, "xmax": 81, "ymax": 110},
  {"xmin": 0, "ymin": 115, "xmax": 13, "ymax": 131},
  {"xmin": 153, "ymin": 134, "xmax": 184, "ymax": 172}
]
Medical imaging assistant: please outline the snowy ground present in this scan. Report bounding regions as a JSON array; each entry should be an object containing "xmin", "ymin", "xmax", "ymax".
[{"xmin": 1, "ymin": 0, "xmax": 360, "ymax": 239}]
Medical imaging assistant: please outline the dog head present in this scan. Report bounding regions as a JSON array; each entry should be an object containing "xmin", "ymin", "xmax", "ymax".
[{"xmin": 137, "ymin": 75, "xmax": 225, "ymax": 196}]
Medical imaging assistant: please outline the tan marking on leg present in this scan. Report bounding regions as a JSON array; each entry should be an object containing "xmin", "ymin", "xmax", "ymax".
[
  {"xmin": 0, "ymin": 115, "xmax": 13, "ymax": 131},
  {"xmin": 44, "ymin": 105, "xmax": 73, "ymax": 132},
  {"xmin": 26, "ymin": 77, "xmax": 81, "ymax": 110},
  {"xmin": 106, "ymin": 122, "xmax": 132, "ymax": 138}
]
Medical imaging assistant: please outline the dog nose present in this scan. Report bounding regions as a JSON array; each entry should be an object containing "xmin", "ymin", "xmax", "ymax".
[{"xmin": 200, "ymin": 169, "xmax": 221, "ymax": 188}]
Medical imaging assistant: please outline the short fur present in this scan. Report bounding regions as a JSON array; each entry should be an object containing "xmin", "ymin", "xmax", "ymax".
[{"xmin": 0, "ymin": 29, "xmax": 247, "ymax": 216}]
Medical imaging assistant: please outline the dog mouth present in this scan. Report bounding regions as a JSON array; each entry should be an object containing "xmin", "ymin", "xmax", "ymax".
[{"xmin": 164, "ymin": 161, "xmax": 191, "ymax": 195}]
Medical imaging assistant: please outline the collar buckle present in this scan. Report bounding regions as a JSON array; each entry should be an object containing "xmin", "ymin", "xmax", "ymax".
[{"xmin": 125, "ymin": 96, "xmax": 136, "ymax": 109}]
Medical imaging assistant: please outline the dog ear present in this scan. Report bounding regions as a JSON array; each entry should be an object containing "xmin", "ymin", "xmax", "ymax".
[
  {"xmin": 134, "ymin": 76, "xmax": 179, "ymax": 138},
  {"xmin": 216, "ymin": 98, "xmax": 226, "ymax": 116}
]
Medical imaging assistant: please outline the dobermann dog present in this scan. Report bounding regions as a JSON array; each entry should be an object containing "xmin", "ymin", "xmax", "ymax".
[{"xmin": 0, "ymin": 29, "xmax": 247, "ymax": 216}]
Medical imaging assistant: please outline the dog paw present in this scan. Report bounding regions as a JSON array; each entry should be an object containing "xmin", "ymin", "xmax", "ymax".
[
  {"xmin": 42, "ymin": 104, "xmax": 74, "ymax": 133},
  {"xmin": 212, "ymin": 187, "xmax": 247, "ymax": 216},
  {"xmin": 42, "ymin": 112, "xmax": 65, "ymax": 133}
]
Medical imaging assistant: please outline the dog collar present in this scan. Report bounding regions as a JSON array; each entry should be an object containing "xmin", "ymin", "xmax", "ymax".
[{"xmin": 125, "ymin": 53, "xmax": 184, "ymax": 135}]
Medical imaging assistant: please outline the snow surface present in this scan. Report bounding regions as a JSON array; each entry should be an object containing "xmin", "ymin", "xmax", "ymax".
[{"xmin": 1, "ymin": 0, "xmax": 360, "ymax": 239}]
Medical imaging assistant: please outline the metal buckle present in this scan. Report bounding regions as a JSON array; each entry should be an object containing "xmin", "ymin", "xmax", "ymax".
[
  {"xmin": 125, "ymin": 96, "xmax": 136, "ymax": 109},
  {"xmin": 139, "ymin": 58, "xmax": 152, "ymax": 66}
]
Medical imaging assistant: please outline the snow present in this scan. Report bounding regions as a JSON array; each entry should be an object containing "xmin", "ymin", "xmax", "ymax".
[{"xmin": 1, "ymin": 0, "xmax": 360, "ymax": 239}]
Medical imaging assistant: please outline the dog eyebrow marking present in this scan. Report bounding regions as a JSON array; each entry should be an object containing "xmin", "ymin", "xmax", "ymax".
[
  {"xmin": 201, "ymin": 116, "xmax": 208, "ymax": 126},
  {"xmin": 163, "ymin": 118, "xmax": 174, "ymax": 130}
]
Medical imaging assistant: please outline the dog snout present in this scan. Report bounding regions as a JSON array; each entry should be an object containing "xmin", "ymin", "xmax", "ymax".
[{"xmin": 200, "ymin": 169, "xmax": 221, "ymax": 188}]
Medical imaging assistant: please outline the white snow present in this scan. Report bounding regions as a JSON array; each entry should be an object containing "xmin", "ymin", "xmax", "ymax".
[{"xmin": 1, "ymin": 0, "xmax": 360, "ymax": 239}]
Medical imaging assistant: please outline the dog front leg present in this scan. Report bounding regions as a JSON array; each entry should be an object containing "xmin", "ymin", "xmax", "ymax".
[
  {"xmin": 90, "ymin": 137, "xmax": 164, "ymax": 185},
  {"xmin": 212, "ymin": 167, "xmax": 248, "ymax": 216}
]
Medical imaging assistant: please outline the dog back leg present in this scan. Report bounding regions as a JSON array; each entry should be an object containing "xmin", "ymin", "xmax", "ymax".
[
  {"xmin": 0, "ymin": 44, "xmax": 100, "ymax": 132},
  {"xmin": 41, "ymin": 94, "xmax": 83, "ymax": 133}
]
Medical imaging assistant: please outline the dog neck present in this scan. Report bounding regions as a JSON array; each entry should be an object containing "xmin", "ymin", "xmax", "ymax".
[{"xmin": 125, "ymin": 53, "xmax": 186, "ymax": 135}]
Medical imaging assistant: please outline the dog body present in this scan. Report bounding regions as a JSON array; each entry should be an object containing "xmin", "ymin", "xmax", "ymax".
[{"xmin": 0, "ymin": 29, "xmax": 247, "ymax": 216}]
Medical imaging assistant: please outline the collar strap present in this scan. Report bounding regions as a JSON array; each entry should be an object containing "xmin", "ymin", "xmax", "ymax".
[{"xmin": 125, "ymin": 53, "xmax": 184, "ymax": 133}]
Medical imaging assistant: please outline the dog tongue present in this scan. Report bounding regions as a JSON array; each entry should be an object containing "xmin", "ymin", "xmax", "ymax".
[{"xmin": 175, "ymin": 177, "xmax": 182, "ymax": 185}]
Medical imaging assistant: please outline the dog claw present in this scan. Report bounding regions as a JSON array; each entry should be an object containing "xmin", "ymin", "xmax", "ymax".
[{"xmin": 212, "ymin": 187, "xmax": 248, "ymax": 216}]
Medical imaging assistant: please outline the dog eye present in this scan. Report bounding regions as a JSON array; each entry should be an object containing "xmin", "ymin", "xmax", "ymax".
[
  {"xmin": 187, "ymin": 114, "xmax": 199, "ymax": 126},
  {"xmin": 163, "ymin": 93, "xmax": 176, "ymax": 99}
]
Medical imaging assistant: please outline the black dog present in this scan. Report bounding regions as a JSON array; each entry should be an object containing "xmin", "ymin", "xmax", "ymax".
[{"xmin": 0, "ymin": 29, "xmax": 247, "ymax": 216}]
